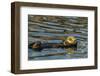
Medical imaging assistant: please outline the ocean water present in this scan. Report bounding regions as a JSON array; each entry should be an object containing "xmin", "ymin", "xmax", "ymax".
[{"xmin": 28, "ymin": 15, "xmax": 88, "ymax": 60}]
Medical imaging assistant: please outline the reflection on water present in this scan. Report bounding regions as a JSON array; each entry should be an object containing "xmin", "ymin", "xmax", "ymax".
[
  {"xmin": 66, "ymin": 48, "xmax": 75, "ymax": 54},
  {"xmin": 28, "ymin": 15, "xmax": 88, "ymax": 60}
]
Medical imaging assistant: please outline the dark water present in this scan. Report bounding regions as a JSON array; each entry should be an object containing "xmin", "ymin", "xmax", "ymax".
[{"xmin": 28, "ymin": 15, "xmax": 88, "ymax": 60}]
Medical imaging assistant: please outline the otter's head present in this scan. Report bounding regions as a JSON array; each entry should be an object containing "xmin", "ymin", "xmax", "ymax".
[{"xmin": 63, "ymin": 36, "xmax": 77, "ymax": 46}]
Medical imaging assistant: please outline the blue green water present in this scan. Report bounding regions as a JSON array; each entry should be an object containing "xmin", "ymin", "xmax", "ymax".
[{"xmin": 28, "ymin": 15, "xmax": 88, "ymax": 60}]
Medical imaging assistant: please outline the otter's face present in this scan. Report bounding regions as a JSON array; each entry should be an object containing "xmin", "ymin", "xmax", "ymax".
[{"xmin": 64, "ymin": 36, "xmax": 77, "ymax": 46}]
